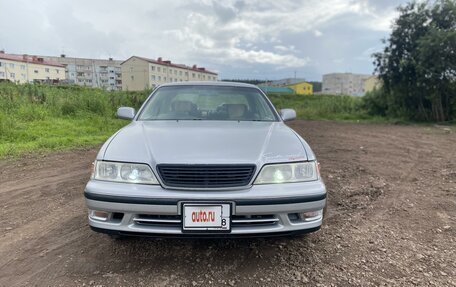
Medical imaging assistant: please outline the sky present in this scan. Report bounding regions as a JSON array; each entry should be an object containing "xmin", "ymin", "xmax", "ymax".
[{"xmin": 0, "ymin": 0, "xmax": 408, "ymax": 81}]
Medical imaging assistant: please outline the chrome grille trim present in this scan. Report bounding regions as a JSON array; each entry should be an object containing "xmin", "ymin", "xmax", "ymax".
[
  {"xmin": 134, "ymin": 214, "xmax": 182, "ymax": 226},
  {"xmin": 134, "ymin": 218, "xmax": 181, "ymax": 224},
  {"xmin": 231, "ymin": 215, "xmax": 279, "ymax": 226},
  {"xmin": 157, "ymin": 164, "xmax": 256, "ymax": 188},
  {"xmin": 232, "ymin": 218, "xmax": 279, "ymax": 224}
]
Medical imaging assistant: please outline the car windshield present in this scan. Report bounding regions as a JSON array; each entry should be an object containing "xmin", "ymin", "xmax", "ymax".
[{"xmin": 137, "ymin": 85, "xmax": 278, "ymax": 121}]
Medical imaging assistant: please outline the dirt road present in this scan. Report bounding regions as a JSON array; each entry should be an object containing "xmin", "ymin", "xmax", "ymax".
[{"xmin": 0, "ymin": 121, "xmax": 455, "ymax": 287}]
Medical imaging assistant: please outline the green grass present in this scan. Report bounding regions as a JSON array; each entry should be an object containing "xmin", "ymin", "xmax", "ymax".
[
  {"xmin": 0, "ymin": 83, "xmax": 149, "ymax": 158},
  {"xmin": 0, "ymin": 117, "xmax": 127, "ymax": 157},
  {"xmin": 268, "ymin": 93, "xmax": 385, "ymax": 122},
  {"xmin": 0, "ymin": 83, "xmax": 386, "ymax": 159}
]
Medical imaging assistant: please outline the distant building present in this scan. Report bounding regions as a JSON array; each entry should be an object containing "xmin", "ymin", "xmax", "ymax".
[
  {"xmin": 0, "ymin": 51, "xmax": 65, "ymax": 83},
  {"xmin": 266, "ymin": 78, "xmax": 308, "ymax": 87},
  {"xmin": 260, "ymin": 78, "xmax": 313, "ymax": 95},
  {"xmin": 363, "ymin": 75, "xmax": 381, "ymax": 93},
  {"xmin": 287, "ymin": 81, "xmax": 313, "ymax": 95},
  {"xmin": 121, "ymin": 56, "xmax": 218, "ymax": 91},
  {"xmin": 322, "ymin": 73, "xmax": 371, "ymax": 96},
  {"xmin": 40, "ymin": 55, "xmax": 122, "ymax": 91},
  {"xmin": 258, "ymin": 86, "xmax": 294, "ymax": 94}
]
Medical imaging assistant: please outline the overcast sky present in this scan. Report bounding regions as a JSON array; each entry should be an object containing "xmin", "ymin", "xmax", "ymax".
[{"xmin": 0, "ymin": 0, "xmax": 407, "ymax": 81}]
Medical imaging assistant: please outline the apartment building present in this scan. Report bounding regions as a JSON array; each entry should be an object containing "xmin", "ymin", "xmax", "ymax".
[
  {"xmin": 40, "ymin": 55, "xmax": 122, "ymax": 91},
  {"xmin": 322, "ymin": 73, "xmax": 371, "ymax": 96},
  {"xmin": 260, "ymin": 78, "xmax": 313, "ymax": 95},
  {"xmin": 363, "ymin": 75, "xmax": 381, "ymax": 93},
  {"xmin": 0, "ymin": 51, "xmax": 65, "ymax": 83},
  {"xmin": 121, "ymin": 56, "xmax": 218, "ymax": 91}
]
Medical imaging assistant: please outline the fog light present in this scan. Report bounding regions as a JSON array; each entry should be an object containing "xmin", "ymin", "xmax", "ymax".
[
  {"xmin": 298, "ymin": 209, "xmax": 323, "ymax": 222},
  {"xmin": 89, "ymin": 210, "xmax": 110, "ymax": 221}
]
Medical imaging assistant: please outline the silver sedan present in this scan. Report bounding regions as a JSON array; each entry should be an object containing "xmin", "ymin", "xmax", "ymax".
[{"xmin": 84, "ymin": 82, "xmax": 327, "ymax": 238}]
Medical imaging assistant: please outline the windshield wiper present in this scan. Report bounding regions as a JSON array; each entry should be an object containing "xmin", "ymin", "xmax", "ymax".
[{"xmin": 175, "ymin": 118, "xmax": 203, "ymax": 121}]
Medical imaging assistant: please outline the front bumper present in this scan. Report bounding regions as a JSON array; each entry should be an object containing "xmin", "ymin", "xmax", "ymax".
[{"xmin": 84, "ymin": 179, "xmax": 327, "ymax": 237}]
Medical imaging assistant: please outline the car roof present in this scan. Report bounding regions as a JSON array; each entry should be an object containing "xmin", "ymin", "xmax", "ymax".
[{"xmin": 158, "ymin": 81, "xmax": 259, "ymax": 89}]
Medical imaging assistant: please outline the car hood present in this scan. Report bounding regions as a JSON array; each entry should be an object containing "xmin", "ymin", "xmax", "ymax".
[{"xmin": 101, "ymin": 121, "xmax": 308, "ymax": 166}]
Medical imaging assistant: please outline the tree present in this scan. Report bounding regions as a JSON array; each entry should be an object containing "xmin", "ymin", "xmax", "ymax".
[
  {"xmin": 373, "ymin": 0, "xmax": 456, "ymax": 121},
  {"xmin": 309, "ymin": 81, "xmax": 322, "ymax": 93}
]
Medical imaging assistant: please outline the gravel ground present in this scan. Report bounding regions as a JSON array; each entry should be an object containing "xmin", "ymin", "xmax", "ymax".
[{"xmin": 0, "ymin": 120, "xmax": 455, "ymax": 287}]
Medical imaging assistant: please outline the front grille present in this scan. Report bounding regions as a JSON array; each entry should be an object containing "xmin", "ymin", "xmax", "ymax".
[{"xmin": 157, "ymin": 164, "xmax": 256, "ymax": 188}]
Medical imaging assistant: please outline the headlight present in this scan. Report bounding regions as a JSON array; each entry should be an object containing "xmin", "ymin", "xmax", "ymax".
[
  {"xmin": 254, "ymin": 161, "xmax": 318, "ymax": 184},
  {"xmin": 93, "ymin": 161, "xmax": 159, "ymax": 184}
]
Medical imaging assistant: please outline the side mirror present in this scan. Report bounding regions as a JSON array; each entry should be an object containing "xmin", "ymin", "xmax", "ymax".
[
  {"xmin": 117, "ymin": 107, "xmax": 135, "ymax": 120},
  {"xmin": 280, "ymin": 109, "xmax": 296, "ymax": 122}
]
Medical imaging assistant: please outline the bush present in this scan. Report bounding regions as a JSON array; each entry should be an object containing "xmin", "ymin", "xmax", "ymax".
[
  {"xmin": 361, "ymin": 88, "xmax": 388, "ymax": 117},
  {"xmin": 60, "ymin": 101, "xmax": 78, "ymax": 116}
]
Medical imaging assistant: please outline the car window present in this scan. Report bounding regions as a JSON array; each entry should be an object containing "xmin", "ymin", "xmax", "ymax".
[{"xmin": 138, "ymin": 86, "xmax": 278, "ymax": 121}]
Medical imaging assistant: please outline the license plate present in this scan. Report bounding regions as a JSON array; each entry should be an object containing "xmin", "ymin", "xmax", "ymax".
[{"xmin": 182, "ymin": 203, "xmax": 231, "ymax": 232}]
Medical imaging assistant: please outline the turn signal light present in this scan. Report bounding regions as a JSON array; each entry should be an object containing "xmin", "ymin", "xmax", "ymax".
[
  {"xmin": 298, "ymin": 209, "xmax": 323, "ymax": 222},
  {"xmin": 89, "ymin": 210, "xmax": 110, "ymax": 221}
]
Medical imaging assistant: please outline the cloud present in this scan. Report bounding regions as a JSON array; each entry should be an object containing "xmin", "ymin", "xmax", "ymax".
[
  {"xmin": 355, "ymin": 45, "xmax": 384, "ymax": 61},
  {"xmin": 274, "ymin": 45, "xmax": 298, "ymax": 52},
  {"xmin": 225, "ymin": 48, "xmax": 310, "ymax": 67},
  {"xmin": 314, "ymin": 30, "xmax": 323, "ymax": 37},
  {"xmin": 0, "ymin": 0, "xmax": 407, "ymax": 80},
  {"xmin": 159, "ymin": 0, "xmax": 403, "ymax": 71}
]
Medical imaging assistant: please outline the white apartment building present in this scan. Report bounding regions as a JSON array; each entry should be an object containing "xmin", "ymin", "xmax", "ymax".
[
  {"xmin": 121, "ymin": 56, "xmax": 218, "ymax": 91},
  {"xmin": 322, "ymin": 73, "xmax": 371, "ymax": 96},
  {"xmin": 40, "ymin": 55, "xmax": 122, "ymax": 91}
]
